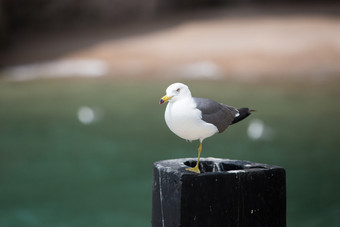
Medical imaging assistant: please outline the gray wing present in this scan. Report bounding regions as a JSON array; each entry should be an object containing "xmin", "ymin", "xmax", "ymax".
[{"xmin": 193, "ymin": 97, "xmax": 239, "ymax": 133}]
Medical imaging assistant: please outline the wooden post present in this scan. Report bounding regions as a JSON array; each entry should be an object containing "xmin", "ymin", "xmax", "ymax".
[{"xmin": 152, "ymin": 158, "xmax": 286, "ymax": 227}]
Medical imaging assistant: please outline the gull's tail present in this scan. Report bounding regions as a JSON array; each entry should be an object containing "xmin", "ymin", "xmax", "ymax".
[{"xmin": 231, "ymin": 108, "xmax": 255, "ymax": 125}]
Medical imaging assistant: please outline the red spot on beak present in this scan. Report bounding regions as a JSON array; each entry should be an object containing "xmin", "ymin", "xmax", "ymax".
[{"xmin": 159, "ymin": 99, "xmax": 164, "ymax": 105}]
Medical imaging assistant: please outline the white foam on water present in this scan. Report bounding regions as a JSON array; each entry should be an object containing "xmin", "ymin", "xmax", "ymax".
[{"xmin": 3, "ymin": 59, "xmax": 109, "ymax": 81}]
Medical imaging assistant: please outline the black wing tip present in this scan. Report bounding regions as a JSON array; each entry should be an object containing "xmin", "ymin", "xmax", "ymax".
[
  {"xmin": 238, "ymin": 107, "xmax": 256, "ymax": 113},
  {"xmin": 231, "ymin": 107, "xmax": 254, "ymax": 125}
]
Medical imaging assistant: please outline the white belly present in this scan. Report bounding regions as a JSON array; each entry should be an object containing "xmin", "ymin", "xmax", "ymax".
[{"xmin": 164, "ymin": 100, "xmax": 218, "ymax": 141}]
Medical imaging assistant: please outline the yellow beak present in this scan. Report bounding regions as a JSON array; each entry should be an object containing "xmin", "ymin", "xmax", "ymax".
[{"xmin": 159, "ymin": 95, "xmax": 172, "ymax": 104}]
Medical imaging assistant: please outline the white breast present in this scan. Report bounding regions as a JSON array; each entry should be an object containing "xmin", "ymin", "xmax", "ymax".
[{"xmin": 164, "ymin": 98, "xmax": 218, "ymax": 141}]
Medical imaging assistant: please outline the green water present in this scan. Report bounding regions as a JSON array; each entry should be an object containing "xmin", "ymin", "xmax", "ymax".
[{"xmin": 0, "ymin": 78, "xmax": 339, "ymax": 226}]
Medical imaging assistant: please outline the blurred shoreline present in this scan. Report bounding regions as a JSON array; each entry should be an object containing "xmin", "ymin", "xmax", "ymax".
[{"xmin": 1, "ymin": 4, "xmax": 340, "ymax": 82}]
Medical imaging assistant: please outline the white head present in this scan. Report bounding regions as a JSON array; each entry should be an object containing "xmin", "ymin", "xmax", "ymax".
[{"xmin": 159, "ymin": 83, "xmax": 192, "ymax": 104}]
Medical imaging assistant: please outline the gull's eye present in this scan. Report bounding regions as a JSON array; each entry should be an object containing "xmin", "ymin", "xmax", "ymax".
[{"xmin": 176, "ymin": 88, "xmax": 181, "ymax": 93}]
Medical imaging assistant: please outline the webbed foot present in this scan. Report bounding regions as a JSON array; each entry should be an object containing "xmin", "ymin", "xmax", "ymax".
[{"xmin": 186, "ymin": 165, "xmax": 200, "ymax": 173}]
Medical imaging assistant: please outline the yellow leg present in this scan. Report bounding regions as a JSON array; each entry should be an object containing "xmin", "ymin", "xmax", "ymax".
[{"xmin": 186, "ymin": 142, "xmax": 202, "ymax": 173}]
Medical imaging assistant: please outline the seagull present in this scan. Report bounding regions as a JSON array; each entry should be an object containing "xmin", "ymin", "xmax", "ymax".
[{"xmin": 159, "ymin": 83, "xmax": 254, "ymax": 173}]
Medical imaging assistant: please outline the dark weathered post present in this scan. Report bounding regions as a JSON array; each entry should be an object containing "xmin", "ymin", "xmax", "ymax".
[{"xmin": 152, "ymin": 158, "xmax": 286, "ymax": 227}]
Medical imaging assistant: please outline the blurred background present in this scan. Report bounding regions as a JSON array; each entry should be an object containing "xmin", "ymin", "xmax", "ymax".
[{"xmin": 1, "ymin": 0, "xmax": 340, "ymax": 226}]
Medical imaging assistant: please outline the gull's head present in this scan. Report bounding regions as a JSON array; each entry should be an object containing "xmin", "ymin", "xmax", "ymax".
[{"xmin": 159, "ymin": 83, "xmax": 191, "ymax": 104}]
